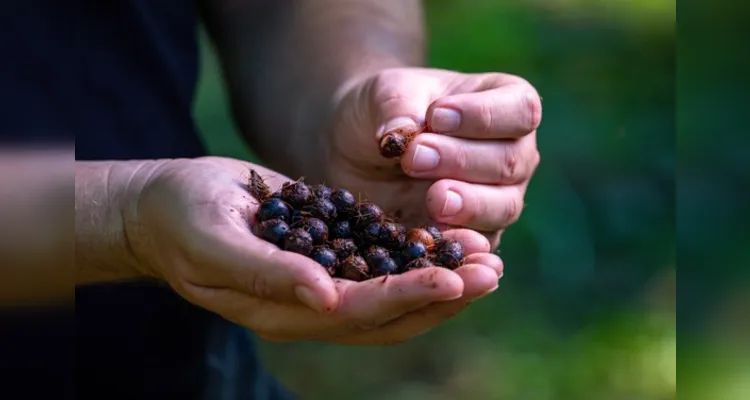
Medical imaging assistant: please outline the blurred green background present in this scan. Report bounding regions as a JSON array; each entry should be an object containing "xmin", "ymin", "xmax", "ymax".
[{"xmin": 193, "ymin": 1, "xmax": 678, "ymax": 399}]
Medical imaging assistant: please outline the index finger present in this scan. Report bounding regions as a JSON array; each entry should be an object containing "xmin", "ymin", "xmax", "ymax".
[{"xmin": 426, "ymin": 83, "xmax": 542, "ymax": 139}]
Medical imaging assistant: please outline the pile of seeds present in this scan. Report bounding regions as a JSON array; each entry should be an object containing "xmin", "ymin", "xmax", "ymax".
[{"xmin": 248, "ymin": 170, "xmax": 464, "ymax": 282}]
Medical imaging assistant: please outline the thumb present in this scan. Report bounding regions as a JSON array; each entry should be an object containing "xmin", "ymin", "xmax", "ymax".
[
  {"xmin": 199, "ymin": 228, "xmax": 340, "ymax": 314},
  {"xmin": 372, "ymin": 76, "xmax": 434, "ymax": 141}
]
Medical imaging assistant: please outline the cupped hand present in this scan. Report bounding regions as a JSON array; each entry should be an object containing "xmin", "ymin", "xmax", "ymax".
[
  {"xmin": 330, "ymin": 67, "xmax": 542, "ymax": 248},
  {"xmin": 127, "ymin": 156, "xmax": 502, "ymax": 345}
]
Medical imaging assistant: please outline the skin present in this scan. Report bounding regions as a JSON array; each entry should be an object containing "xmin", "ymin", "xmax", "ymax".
[{"xmin": 7, "ymin": 0, "xmax": 541, "ymax": 347}]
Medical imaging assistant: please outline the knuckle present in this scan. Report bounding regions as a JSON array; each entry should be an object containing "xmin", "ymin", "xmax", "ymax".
[
  {"xmin": 454, "ymin": 143, "xmax": 470, "ymax": 172},
  {"xmin": 478, "ymin": 100, "xmax": 495, "ymax": 134},
  {"xmin": 524, "ymin": 89, "xmax": 543, "ymax": 132},
  {"xmin": 501, "ymin": 191, "xmax": 525, "ymax": 226},
  {"xmin": 495, "ymin": 145, "xmax": 520, "ymax": 183},
  {"xmin": 371, "ymin": 70, "xmax": 407, "ymax": 102},
  {"xmin": 243, "ymin": 272, "xmax": 273, "ymax": 299}
]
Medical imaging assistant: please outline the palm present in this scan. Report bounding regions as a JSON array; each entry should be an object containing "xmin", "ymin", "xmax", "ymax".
[{"xmin": 135, "ymin": 157, "xmax": 293, "ymax": 282}]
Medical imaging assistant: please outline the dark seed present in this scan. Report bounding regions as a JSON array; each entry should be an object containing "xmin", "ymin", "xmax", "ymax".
[
  {"xmin": 379, "ymin": 132, "xmax": 408, "ymax": 158},
  {"xmin": 301, "ymin": 198, "xmax": 337, "ymax": 223},
  {"xmin": 364, "ymin": 245, "xmax": 390, "ymax": 268},
  {"xmin": 403, "ymin": 257, "xmax": 435, "ymax": 272},
  {"xmin": 251, "ymin": 219, "xmax": 289, "ymax": 246},
  {"xmin": 290, "ymin": 210, "xmax": 304, "ymax": 225},
  {"xmin": 330, "ymin": 189, "xmax": 357, "ymax": 218},
  {"xmin": 391, "ymin": 251, "xmax": 408, "ymax": 269},
  {"xmin": 282, "ymin": 228, "xmax": 314, "ymax": 256},
  {"xmin": 329, "ymin": 220, "xmax": 352, "ymax": 239},
  {"xmin": 339, "ymin": 255, "xmax": 369, "ymax": 281},
  {"xmin": 310, "ymin": 247, "xmax": 338, "ymax": 276},
  {"xmin": 436, "ymin": 239, "xmax": 464, "ymax": 270},
  {"xmin": 331, "ymin": 238, "xmax": 358, "ymax": 259},
  {"xmin": 378, "ymin": 222, "xmax": 406, "ymax": 249},
  {"xmin": 402, "ymin": 241, "xmax": 428, "ymax": 262},
  {"xmin": 371, "ymin": 257, "xmax": 399, "ymax": 277},
  {"xmin": 311, "ymin": 184, "xmax": 332, "ymax": 199},
  {"xmin": 280, "ymin": 181, "xmax": 312, "ymax": 208},
  {"xmin": 354, "ymin": 202, "xmax": 384, "ymax": 229},
  {"xmin": 360, "ymin": 222, "xmax": 382, "ymax": 245},
  {"xmin": 256, "ymin": 197, "xmax": 291, "ymax": 222},
  {"xmin": 406, "ymin": 228, "xmax": 435, "ymax": 249},
  {"xmin": 422, "ymin": 225, "xmax": 443, "ymax": 243},
  {"xmin": 294, "ymin": 217, "xmax": 328, "ymax": 245}
]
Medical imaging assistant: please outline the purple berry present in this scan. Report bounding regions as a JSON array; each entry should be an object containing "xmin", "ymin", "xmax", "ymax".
[
  {"xmin": 329, "ymin": 220, "xmax": 352, "ymax": 239},
  {"xmin": 310, "ymin": 247, "xmax": 338, "ymax": 276},
  {"xmin": 330, "ymin": 189, "xmax": 357, "ymax": 218},
  {"xmin": 251, "ymin": 219, "xmax": 289, "ymax": 246},
  {"xmin": 311, "ymin": 184, "xmax": 332, "ymax": 199},
  {"xmin": 401, "ymin": 241, "xmax": 428, "ymax": 262},
  {"xmin": 256, "ymin": 197, "xmax": 291, "ymax": 222},
  {"xmin": 354, "ymin": 202, "xmax": 384, "ymax": 229},
  {"xmin": 364, "ymin": 245, "xmax": 389, "ymax": 269},
  {"xmin": 360, "ymin": 222, "xmax": 382, "ymax": 245},
  {"xmin": 371, "ymin": 257, "xmax": 399, "ymax": 277},
  {"xmin": 302, "ymin": 198, "xmax": 337, "ymax": 222},
  {"xmin": 294, "ymin": 217, "xmax": 328, "ymax": 245}
]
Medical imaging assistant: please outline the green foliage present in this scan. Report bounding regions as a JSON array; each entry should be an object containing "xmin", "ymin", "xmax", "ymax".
[{"xmin": 193, "ymin": 1, "xmax": 676, "ymax": 399}]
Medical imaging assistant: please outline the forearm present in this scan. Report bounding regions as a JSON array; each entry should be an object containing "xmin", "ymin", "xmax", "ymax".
[
  {"xmin": 0, "ymin": 149, "xmax": 74, "ymax": 305},
  {"xmin": 201, "ymin": 0, "xmax": 425, "ymax": 181}
]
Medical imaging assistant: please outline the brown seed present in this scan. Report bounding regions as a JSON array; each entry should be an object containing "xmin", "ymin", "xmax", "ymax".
[
  {"xmin": 280, "ymin": 180, "xmax": 312, "ymax": 208},
  {"xmin": 402, "ymin": 257, "xmax": 435, "ymax": 272},
  {"xmin": 339, "ymin": 255, "xmax": 369, "ymax": 282},
  {"xmin": 378, "ymin": 222, "xmax": 406, "ymax": 249},
  {"xmin": 379, "ymin": 132, "xmax": 408, "ymax": 158},
  {"xmin": 331, "ymin": 238, "xmax": 358, "ymax": 259},
  {"xmin": 281, "ymin": 228, "xmax": 314, "ymax": 256},
  {"xmin": 421, "ymin": 224, "xmax": 443, "ymax": 244},
  {"xmin": 406, "ymin": 228, "xmax": 435, "ymax": 249},
  {"xmin": 248, "ymin": 169, "xmax": 272, "ymax": 201},
  {"xmin": 435, "ymin": 239, "xmax": 465, "ymax": 270}
]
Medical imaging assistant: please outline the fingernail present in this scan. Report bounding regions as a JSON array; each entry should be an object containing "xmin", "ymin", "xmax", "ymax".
[
  {"xmin": 475, "ymin": 283, "xmax": 499, "ymax": 301},
  {"xmin": 377, "ymin": 117, "xmax": 420, "ymax": 139},
  {"xmin": 411, "ymin": 144, "xmax": 440, "ymax": 172},
  {"xmin": 294, "ymin": 285, "xmax": 325, "ymax": 313},
  {"xmin": 441, "ymin": 190, "xmax": 463, "ymax": 217},
  {"xmin": 431, "ymin": 107, "xmax": 461, "ymax": 132}
]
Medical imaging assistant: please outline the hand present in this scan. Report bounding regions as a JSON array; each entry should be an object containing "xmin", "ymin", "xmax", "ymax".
[
  {"xmin": 126, "ymin": 156, "xmax": 502, "ymax": 345},
  {"xmin": 330, "ymin": 67, "xmax": 542, "ymax": 248}
]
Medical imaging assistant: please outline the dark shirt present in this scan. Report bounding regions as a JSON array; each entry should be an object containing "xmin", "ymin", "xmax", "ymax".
[{"xmin": 0, "ymin": 2, "xmax": 295, "ymax": 399}]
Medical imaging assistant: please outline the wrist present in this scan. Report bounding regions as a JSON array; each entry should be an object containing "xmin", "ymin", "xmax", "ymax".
[{"xmin": 75, "ymin": 159, "xmax": 167, "ymax": 285}]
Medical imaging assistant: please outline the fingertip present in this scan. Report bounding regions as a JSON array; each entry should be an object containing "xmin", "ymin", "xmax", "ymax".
[
  {"xmin": 452, "ymin": 264, "xmax": 499, "ymax": 298},
  {"xmin": 397, "ymin": 266, "xmax": 464, "ymax": 301},
  {"xmin": 269, "ymin": 250, "xmax": 340, "ymax": 312},
  {"xmin": 464, "ymin": 253, "xmax": 504, "ymax": 278}
]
